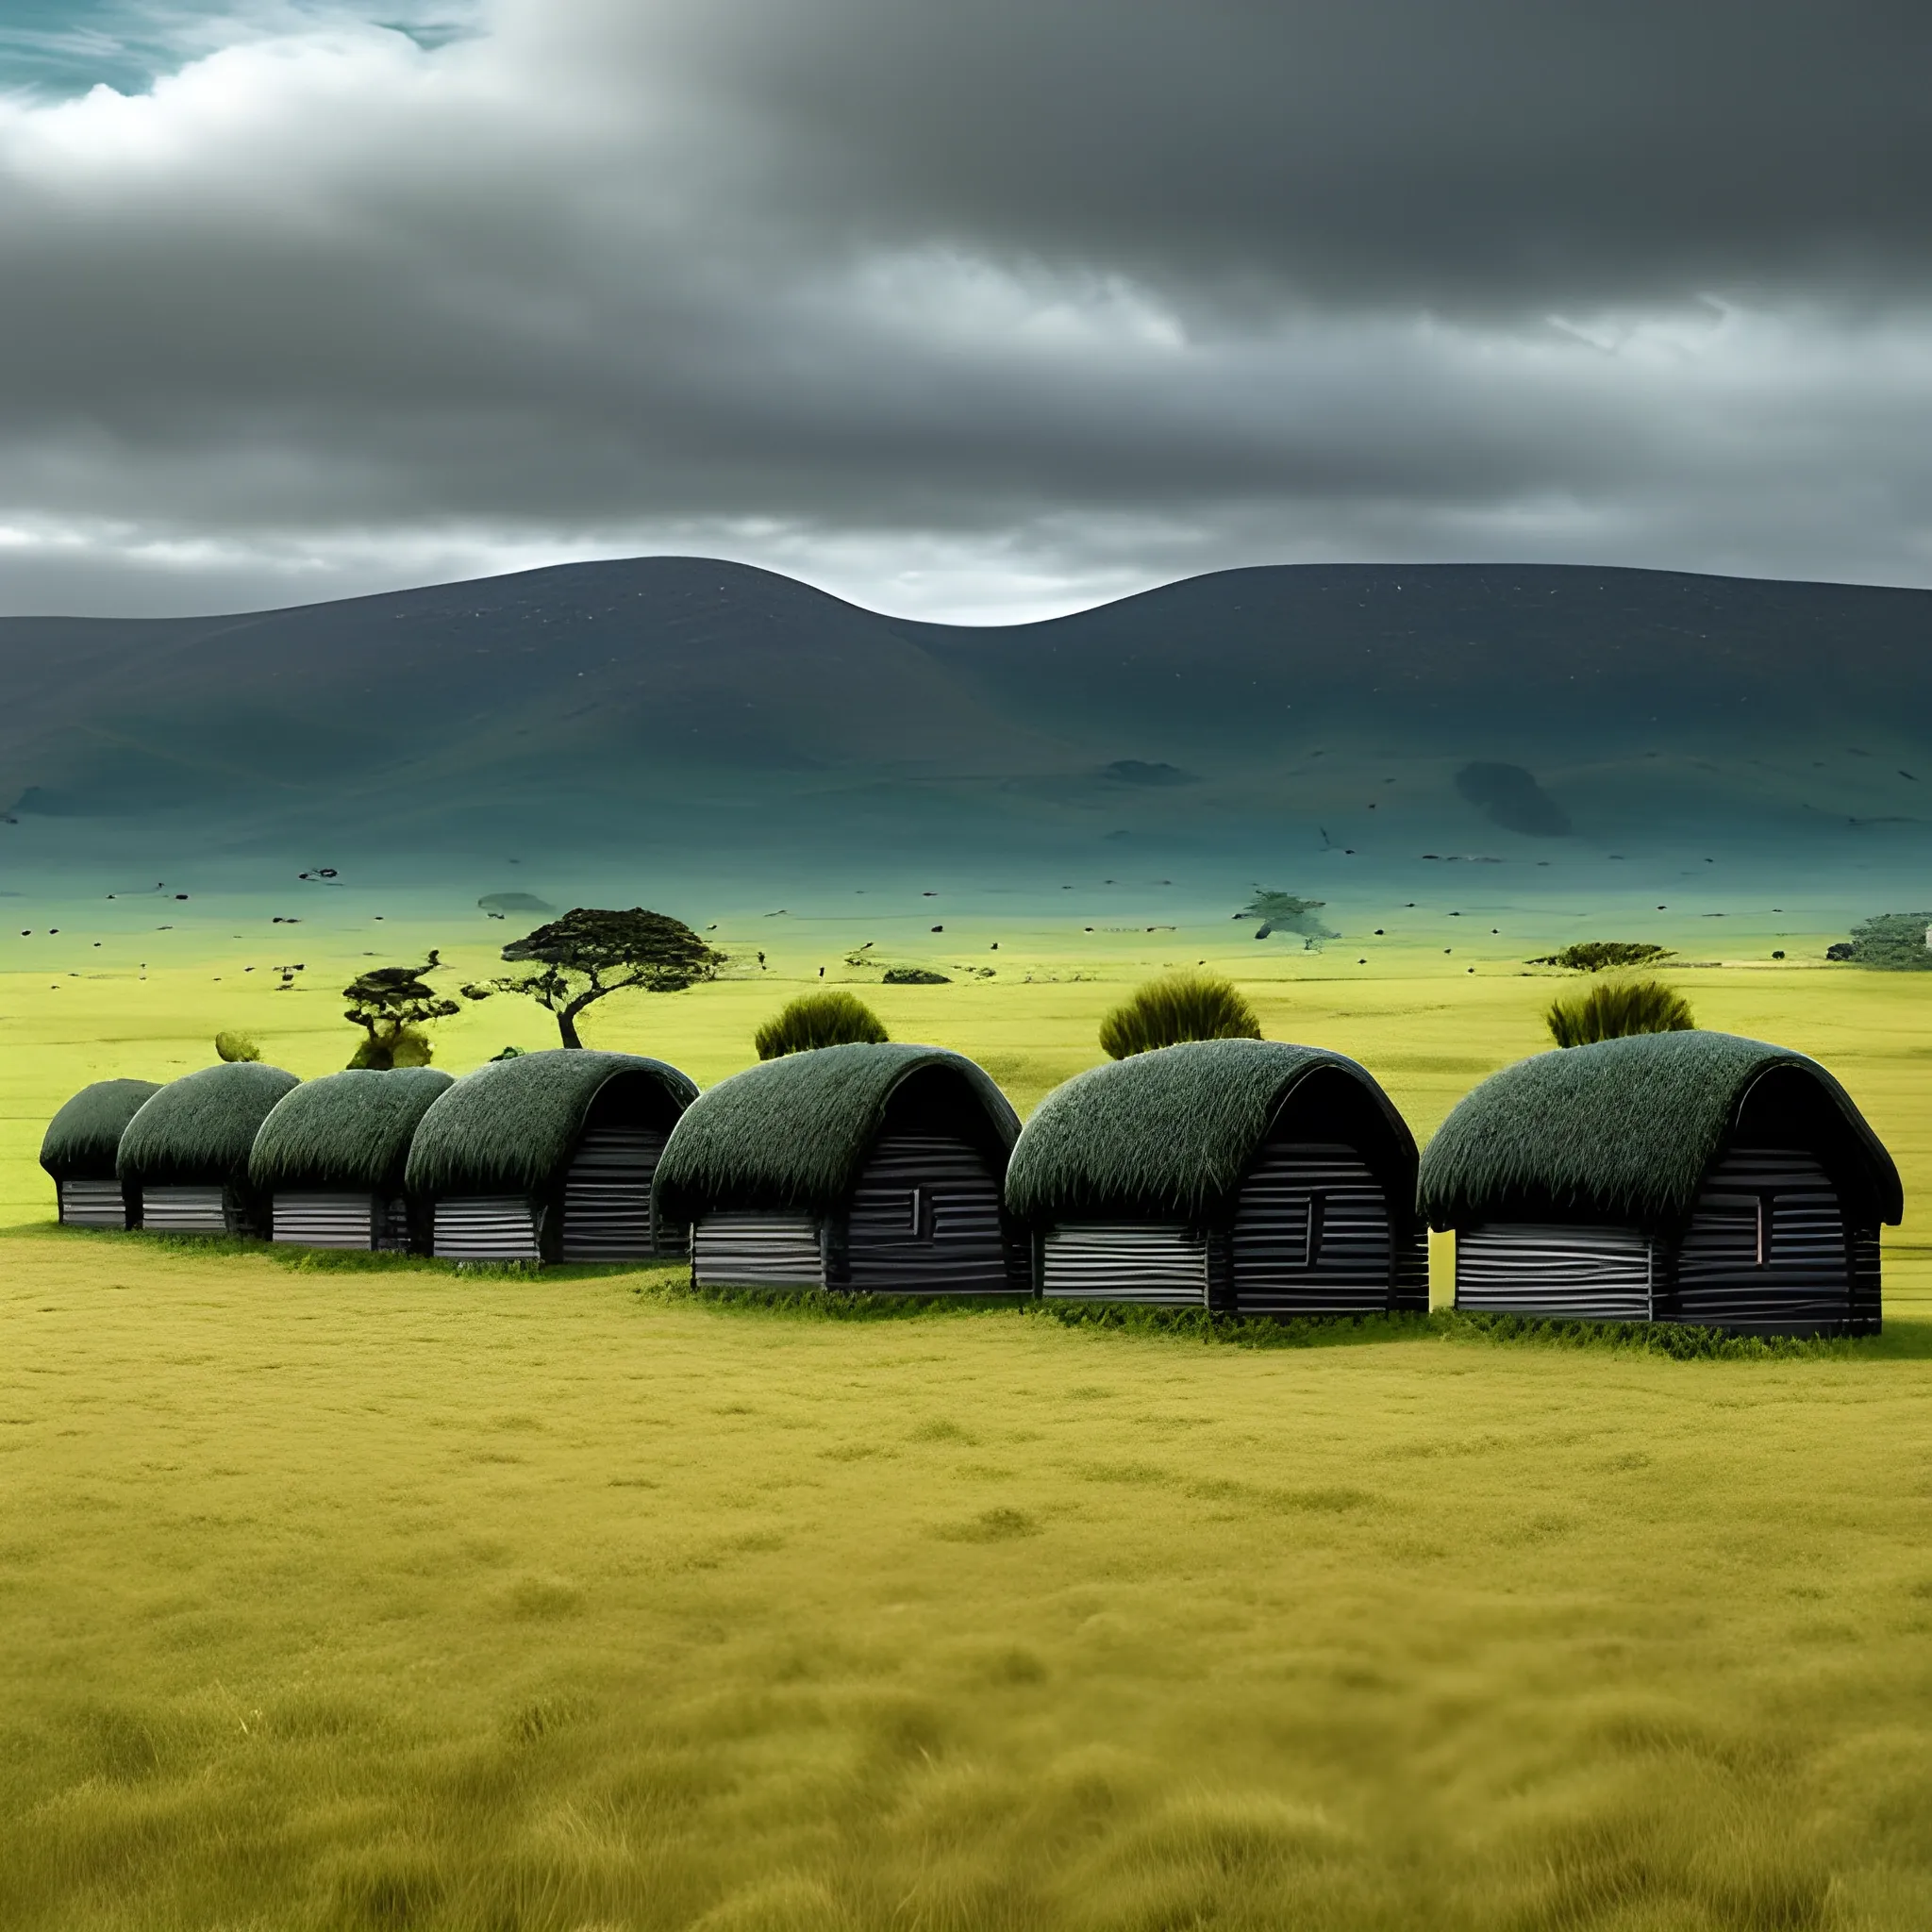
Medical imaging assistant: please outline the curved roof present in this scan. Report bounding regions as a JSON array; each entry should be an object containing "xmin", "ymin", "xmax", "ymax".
[
  {"xmin": 117, "ymin": 1063, "xmax": 301, "ymax": 1190},
  {"xmin": 1418, "ymin": 1030, "xmax": 1904, "ymax": 1231},
  {"xmin": 405, "ymin": 1050, "xmax": 697, "ymax": 1196},
  {"xmin": 654, "ymin": 1042, "xmax": 1020, "ymax": 1221},
  {"xmin": 41, "ymin": 1078, "xmax": 164, "ymax": 1181},
  {"xmin": 250, "ymin": 1067, "xmax": 455, "ymax": 1195},
  {"xmin": 1005, "ymin": 1038, "xmax": 1414, "ymax": 1224}
]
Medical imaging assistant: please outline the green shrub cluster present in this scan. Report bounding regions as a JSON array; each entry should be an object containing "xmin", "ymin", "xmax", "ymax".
[
  {"xmin": 214, "ymin": 1031, "xmax": 261, "ymax": 1062},
  {"xmin": 754, "ymin": 990, "xmax": 889, "ymax": 1059},
  {"xmin": 1545, "ymin": 977, "xmax": 1692, "ymax": 1048},
  {"xmin": 1528, "ymin": 941, "xmax": 1673, "ymax": 972},
  {"xmin": 1099, "ymin": 972, "xmax": 1260, "ymax": 1059}
]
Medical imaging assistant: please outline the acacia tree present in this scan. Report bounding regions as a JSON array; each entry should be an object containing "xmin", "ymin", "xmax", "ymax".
[
  {"xmin": 463, "ymin": 908, "xmax": 722, "ymax": 1048},
  {"xmin": 343, "ymin": 951, "xmax": 460, "ymax": 1068}
]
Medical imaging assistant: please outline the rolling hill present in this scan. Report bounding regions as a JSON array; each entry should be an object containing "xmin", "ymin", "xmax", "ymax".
[{"xmin": 1, "ymin": 558, "xmax": 1927, "ymax": 912}]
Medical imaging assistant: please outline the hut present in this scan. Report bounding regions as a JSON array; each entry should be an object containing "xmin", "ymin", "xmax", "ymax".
[
  {"xmin": 1005, "ymin": 1039, "xmax": 1426, "ymax": 1314},
  {"xmin": 248, "ymin": 1067, "xmax": 454, "ymax": 1251},
  {"xmin": 116, "ymin": 1062, "xmax": 301, "ymax": 1236},
  {"xmin": 653, "ymin": 1043, "xmax": 1025, "ymax": 1294},
  {"xmin": 40, "ymin": 1078, "xmax": 163, "ymax": 1227},
  {"xmin": 405, "ymin": 1049, "xmax": 697, "ymax": 1262},
  {"xmin": 1418, "ymin": 1031, "xmax": 1901, "ymax": 1336}
]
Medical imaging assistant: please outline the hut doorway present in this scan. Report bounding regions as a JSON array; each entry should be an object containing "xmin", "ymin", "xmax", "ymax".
[
  {"xmin": 1674, "ymin": 1147, "xmax": 1848, "ymax": 1329},
  {"xmin": 845, "ymin": 1131, "xmax": 1011, "ymax": 1293},
  {"xmin": 559, "ymin": 1077, "xmax": 678, "ymax": 1261},
  {"xmin": 1230, "ymin": 1140, "xmax": 1393, "ymax": 1315}
]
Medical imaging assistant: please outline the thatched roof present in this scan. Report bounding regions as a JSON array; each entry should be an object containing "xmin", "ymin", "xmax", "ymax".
[
  {"xmin": 249, "ymin": 1067, "xmax": 455, "ymax": 1195},
  {"xmin": 1005, "ymin": 1038, "xmax": 1412, "ymax": 1224},
  {"xmin": 41, "ymin": 1078, "xmax": 163, "ymax": 1181},
  {"xmin": 116, "ymin": 1063, "xmax": 301, "ymax": 1191},
  {"xmin": 404, "ymin": 1049, "xmax": 697, "ymax": 1196},
  {"xmin": 654, "ymin": 1043, "xmax": 1020, "ymax": 1221},
  {"xmin": 1418, "ymin": 1030, "xmax": 1903, "ymax": 1231}
]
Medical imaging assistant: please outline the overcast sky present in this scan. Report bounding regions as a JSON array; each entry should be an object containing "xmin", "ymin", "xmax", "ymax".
[{"xmin": 2, "ymin": 0, "xmax": 1930, "ymax": 622}]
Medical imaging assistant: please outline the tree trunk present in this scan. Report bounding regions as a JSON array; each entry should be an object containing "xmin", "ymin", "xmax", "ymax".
[{"xmin": 556, "ymin": 1007, "xmax": 584, "ymax": 1048}]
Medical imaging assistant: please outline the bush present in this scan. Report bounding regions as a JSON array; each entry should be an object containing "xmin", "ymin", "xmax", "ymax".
[
  {"xmin": 1099, "ymin": 972, "xmax": 1260, "ymax": 1059},
  {"xmin": 1527, "ymin": 941, "xmax": 1673, "ymax": 972},
  {"xmin": 1545, "ymin": 977, "xmax": 1693, "ymax": 1048},
  {"xmin": 882, "ymin": 967, "xmax": 951, "ymax": 985},
  {"xmin": 214, "ymin": 1030, "xmax": 261, "ymax": 1062},
  {"xmin": 754, "ymin": 990, "xmax": 890, "ymax": 1059}
]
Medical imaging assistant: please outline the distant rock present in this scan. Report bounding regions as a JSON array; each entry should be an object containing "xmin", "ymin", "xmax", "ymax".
[{"xmin": 478, "ymin": 891, "xmax": 555, "ymax": 915}]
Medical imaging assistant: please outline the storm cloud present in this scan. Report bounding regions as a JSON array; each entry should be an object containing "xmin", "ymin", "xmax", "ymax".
[{"xmin": 3, "ymin": 0, "xmax": 1931, "ymax": 618}]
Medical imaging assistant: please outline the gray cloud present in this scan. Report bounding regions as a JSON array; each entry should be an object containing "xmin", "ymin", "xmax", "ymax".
[{"xmin": 1, "ymin": 1, "xmax": 1931, "ymax": 619}]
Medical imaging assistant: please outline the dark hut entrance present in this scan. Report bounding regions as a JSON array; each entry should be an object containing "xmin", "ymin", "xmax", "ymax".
[
  {"xmin": 1232, "ymin": 1142, "xmax": 1394, "ymax": 1314},
  {"xmin": 1665, "ymin": 1064, "xmax": 1882, "ymax": 1334},
  {"xmin": 1226, "ymin": 1068, "xmax": 1424, "ymax": 1316},
  {"xmin": 841, "ymin": 1071, "xmax": 1012, "ymax": 1292},
  {"xmin": 558, "ymin": 1082, "xmax": 678, "ymax": 1261}
]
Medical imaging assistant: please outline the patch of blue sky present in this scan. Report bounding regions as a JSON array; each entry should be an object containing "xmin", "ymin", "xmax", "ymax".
[{"xmin": 0, "ymin": 1, "xmax": 477, "ymax": 100}]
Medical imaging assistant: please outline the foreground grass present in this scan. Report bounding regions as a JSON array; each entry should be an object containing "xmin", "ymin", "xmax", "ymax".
[{"xmin": 5, "ymin": 1227, "xmax": 1932, "ymax": 1929}]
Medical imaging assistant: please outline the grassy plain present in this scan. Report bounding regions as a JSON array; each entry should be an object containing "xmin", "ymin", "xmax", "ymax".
[{"xmin": 2, "ymin": 926, "xmax": 1929, "ymax": 1927}]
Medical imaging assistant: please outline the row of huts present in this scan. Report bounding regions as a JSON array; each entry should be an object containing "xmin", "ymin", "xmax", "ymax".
[{"xmin": 42, "ymin": 1030, "xmax": 1901, "ymax": 1337}]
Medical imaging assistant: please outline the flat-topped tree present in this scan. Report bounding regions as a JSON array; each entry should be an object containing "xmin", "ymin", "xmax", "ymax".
[
  {"xmin": 343, "ymin": 952, "xmax": 459, "ymax": 1069},
  {"xmin": 470, "ymin": 908, "xmax": 722, "ymax": 1048}
]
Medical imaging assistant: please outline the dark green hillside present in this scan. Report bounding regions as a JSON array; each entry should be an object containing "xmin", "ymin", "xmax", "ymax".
[{"xmin": 0, "ymin": 558, "xmax": 1927, "ymax": 898}]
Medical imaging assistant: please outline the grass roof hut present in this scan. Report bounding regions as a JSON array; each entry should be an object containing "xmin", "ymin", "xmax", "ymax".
[
  {"xmin": 116, "ymin": 1062, "xmax": 301, "ymax": 1237},
  {"xmin": 1006, "ymin": 1040, "xmax": 1425, "ymax": 1314},
  {"xmin": 653, "ymin": 1043, "xmax": 1026, "ymax": 1295},
  {"xmin": 404, "ymin": 1050, "xmax": 697, "ymax": 1263},
  {"xmin": 1418, "ymin": 1031, "xmax": 1902, "ymax": 1336},
  {"xmin": 40, "ymin": 1078, "xmax": 163, "ymax": 1228},
  {"xmin": 248, "ymin": 1068, "xmax": 455, "ymax": 1251}
]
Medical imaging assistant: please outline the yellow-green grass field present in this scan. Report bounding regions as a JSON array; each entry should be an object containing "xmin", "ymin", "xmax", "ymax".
[{"xmin": 3, "ymin": 928, "xmax": 1930, "ymax": 1928}]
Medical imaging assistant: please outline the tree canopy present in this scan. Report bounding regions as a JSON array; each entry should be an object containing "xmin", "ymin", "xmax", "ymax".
[
  {"xmin": 342, "ymin": 952, "xmax": 459, "ymax": 1068},
  {"xmin": 465, "ymin": 908, "xmax": 722, "ymax": 1047}
]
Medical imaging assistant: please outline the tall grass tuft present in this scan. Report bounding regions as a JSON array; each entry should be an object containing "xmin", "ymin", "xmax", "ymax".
[
  {"xmin": 1545, "ymin": 977, "xmax": 1693, "ymax": 1048},
  {"xmin": 1098, "ymin": 972, "xmax": 1260, "ymax": 1059},
  {"xmin": 754, "ymin": 990, "xmax": 890, "ymax": 1060},
  {"xmin": 214, "ymin": 1031, "xmax": 261, "ymax": 1062}
]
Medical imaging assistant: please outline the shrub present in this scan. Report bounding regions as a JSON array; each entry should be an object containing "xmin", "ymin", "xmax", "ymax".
[
  {"xmin": 1099, "ymin": 972, "xmax": 1260, "ymax": 1059},
  {"xmin": 214, "ymin": 1030, "xmax": 261, "ymax": 1062},
  {"xmin": 754, "ymin": 990, "xmax": 890, "ymax": 1059},
  {"xmin": 1527, "ymin": 941, "xmax": 1673, "ymax": 972},
  {"xmin": 882, "ymin": 967, "xmax": 951, "ymax": 985},
  {"xmin": 350, "ymin": 1025, "xmax": 435, "ymax": 1069},
  {"xmin": 1545, "ymin": 978, "xmax": 1693, "ymax": 1048}
]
